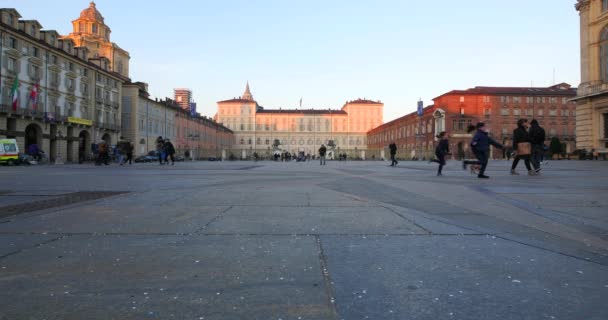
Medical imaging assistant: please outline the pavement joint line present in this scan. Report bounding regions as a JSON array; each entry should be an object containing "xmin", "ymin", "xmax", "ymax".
[
  {"xmin": 493, "ymin": 233, "xmax": 608, "ymax": 267},
  {"xmin": 314, "ymin": 235, "xmax": 340, "ymax": 320},
  {"xmin": 0, "ymin": 235, "xmax": 66, "ymax": 261},
  {"xmin": 0, "ymin": 232, "xmax": 490, "ymax": 237},
  {"xmin": 193, "ymin": 205, "xmax": 234, "ymax": 234},
  {"xmin": 378, "ymin": 204, "xmax": 433, "ymax": 235}
]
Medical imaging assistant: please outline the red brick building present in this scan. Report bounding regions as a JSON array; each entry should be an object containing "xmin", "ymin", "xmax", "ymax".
[{"xmin": 367, "ymin": 83, "xmax": 577, "ymax": 160}]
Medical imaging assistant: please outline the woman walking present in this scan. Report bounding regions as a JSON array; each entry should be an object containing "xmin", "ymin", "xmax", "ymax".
[
  {"xmin": 511, "ymin": 119, "xmax": 536, "ymax": 176},
  {"xmin": 430, "ymin": 131, "xmax": 450, "ymax": 176},
  {"xmin": 463, "ymin": 122, "xmax": 504, "ymax": 179}
]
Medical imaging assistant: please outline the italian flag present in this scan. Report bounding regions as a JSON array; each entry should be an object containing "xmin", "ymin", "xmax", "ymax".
[
  {"xmin": 11, "ymin": 75, "xmax": 19, "ymax": 112},
  {"xmin": 30, "ymin": 80, "xmax": 40, "ymax": 112}
]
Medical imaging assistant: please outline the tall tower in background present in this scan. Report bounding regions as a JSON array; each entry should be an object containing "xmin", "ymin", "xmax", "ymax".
[
  {"xmin": 62, "ymin": 2, "xmax": 130, "ymax": 78},
  {"xmin": 174, "ymin": 88, "xmax": 194, "ymax": 113}
]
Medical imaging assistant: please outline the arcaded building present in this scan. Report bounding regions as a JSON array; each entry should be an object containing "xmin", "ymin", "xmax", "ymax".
[
  {"xmin": 215, "ymin": 83, "xmax": 383, "ymax": 159},
  {"xmin": 0, "ymin": 8, "xmax": 123, "ymax": 163}
]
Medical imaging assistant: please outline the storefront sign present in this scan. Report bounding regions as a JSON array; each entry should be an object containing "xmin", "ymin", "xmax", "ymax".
[{"xmin": 68, "ymin": 117, "xmax": 93, "ymax": 126}]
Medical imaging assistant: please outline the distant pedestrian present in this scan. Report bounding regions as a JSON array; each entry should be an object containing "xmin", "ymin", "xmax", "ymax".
[
  {"xmin": 430, "ymin": 131, "xmax": 450, "ymax": 176},
  {"xmin": 125, "ymin": 141, "xmax": 134, "ymax": 165},
  {"xmin": 156, "ymin": 136, "xmax": 164, "ymax": 165},
  {"xmin": 389, "ymin": 142, "xmax": 398, "ymax": 167},
  {"xmin": 164, "ymin": 139, "xmax": 176, "ymax": 165},
  {"xmin": 96, "ymin": 140, "xmax": 110, "ymax": 166},
  {"xmin": 511, "ymin": 119, "xmax": 535, "ymax": 176},
  {"xmin": 529, "ymin": 119, "xmax": 545, "ymax": 173},
  {"xmin": 319, "ymin": 144, "xmax": 327, "ymax": 166},
  {"xmin": 118, "ymin": 140, "xmax": 128, "ymax": 165},
  {"xmin": 463, "ymin": 122, "xmax": 504, "ymax": 179}
]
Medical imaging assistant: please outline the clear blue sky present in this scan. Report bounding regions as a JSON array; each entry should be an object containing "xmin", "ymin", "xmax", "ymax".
[{"xmin": 6, "ymin": 0, "xmax": 580, "ymax": 121}]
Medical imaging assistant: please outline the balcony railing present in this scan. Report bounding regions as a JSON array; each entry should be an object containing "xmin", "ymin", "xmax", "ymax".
[
  {"xmin": 0, "ymin": 104, "xmax": 44, "ymax": 119},
  {"xmin": 577, "ymin": 80, "xmax": 608, "ymax": 97}
]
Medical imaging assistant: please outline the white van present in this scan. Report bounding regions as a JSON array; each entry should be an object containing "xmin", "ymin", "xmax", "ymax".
[{"xmin": 0, "ymin": 139, "xmax": 19, "ymax": 165}]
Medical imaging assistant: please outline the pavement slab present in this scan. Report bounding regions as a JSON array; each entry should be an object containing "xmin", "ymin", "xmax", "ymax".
[
  {"xmin": 0, "ymin": 234, "xmax": 334, "ymax": 320},
  {"xmin": 321, "ymin": 235, "xmax": 608, "ymax": 320}
]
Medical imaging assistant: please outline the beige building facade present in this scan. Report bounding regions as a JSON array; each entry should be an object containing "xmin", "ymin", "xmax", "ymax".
[
  {"xmin": 121, "ymin": 82, "xmax": 176, "ymax": 155},
  {"xmin": 574, "ymin": 0, "xmax": 608, "ymax": 155},
  {"xmin": 62, "ymin": 2, "xmax": 130, "ymax": 78},
  {"xmin": 0, "ymin": 8, "xmax": 123, "ymax": 163},
  {"xmin": 215, "ymin": 83, "xmax": 383, "ymax": 159}
]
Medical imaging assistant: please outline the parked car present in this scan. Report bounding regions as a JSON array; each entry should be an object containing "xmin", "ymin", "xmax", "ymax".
[
  {"xmin": 175, "ymin": 155, "xmax": 185, "ymax": 162},
  {"xmin": 571, "ymin": 149, "xmax": 593, "ymax": 160}
]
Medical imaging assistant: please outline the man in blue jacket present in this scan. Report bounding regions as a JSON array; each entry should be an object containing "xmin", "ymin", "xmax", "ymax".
[{"xmin": 463, "ymin": 122, "xmax": 504, "ymax": 179}]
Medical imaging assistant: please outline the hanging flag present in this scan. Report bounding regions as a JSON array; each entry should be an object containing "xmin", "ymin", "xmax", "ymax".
[
  {"xmin": 299, "ymin": 97, "xmax": 302, "ymax": 108},
  {"xmin": 11, "ymin": 76, "xmax": 19, "ymax": 112},
  {"xmin": 30, "ymin": 80, "xmax": 40, "ymax": 113}
]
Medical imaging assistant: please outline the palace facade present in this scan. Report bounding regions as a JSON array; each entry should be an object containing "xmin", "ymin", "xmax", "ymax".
[
  {"xmin": 214, "ymin": 83, "xmax": 383, "ymax": 159},
  {"xmin": 574, "ymin": 0, "xmax": 608, "ymax": 156}
]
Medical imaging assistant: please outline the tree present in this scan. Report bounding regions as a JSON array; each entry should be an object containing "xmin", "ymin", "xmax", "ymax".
[{"xmin": 549, "ymin": 137, "xmax": 563, "ymax": 156}]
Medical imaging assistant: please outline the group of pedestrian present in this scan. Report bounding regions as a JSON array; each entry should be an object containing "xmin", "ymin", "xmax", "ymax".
[
  {"xmin": 95, "ymin": 140, "xmax": 110, "ymax": 166},
  {"xmin": 156, "ymin": 136, "xmax": 176, "ymax": 165},
  {"xmin": 386, "ymin": 117, "xmax": 548, "ymax": 179}
]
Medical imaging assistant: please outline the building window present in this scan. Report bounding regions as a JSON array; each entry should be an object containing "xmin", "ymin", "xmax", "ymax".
[
  {"xmin": 549, "ymin": 109, "xmax": 557, "ymax": 117},
  {"xmin": 513, "ymin": 109, "xmax": 521, "ymax": 116},
  {"xmin": 79, "ymin": 22, "xmax": 84, "ymax": 32},
  {"xmin": 9, "ymin": 37, "xmax": 18, "ymax": 49},
  {"xmin": 525, "ymin": 109, "xmax": 533, "ymax": 116},
  {"xmin": 92, "ymin": 24, "xmax": 98, "ymax": 34},
  {"xmin": 562, "ymin": 97, "xmax": 568, "ymax": 104},
  {"xmin": 452, "ymin": 119, "xmax": 472, "ymax": 133},
  {"xmin": 550, "ymin": 97, "xmax": 557, "ymax": 104},
  {"xmin": 7, "ymin": 57, "xmax": 17, "ymax": 73},
  {"xmin": 483, "ymin": 96, "xmax": 490, "ymax": 103},
  {"xmin": 501, "ymin": 107, "xmax": 510, "ymax": 116},
  {"xmin": 538, "ymin": 109, "xmax": 544, "ymax": 116},
  {"xmin": 526, "ymin": 96, "xmax": 534, "ymax": 104},
  {"xmin": 604, "ymin": 0, "xmax": 608, "ymax": 11},
  {"xmin": 32, "ymin": 46, "xmax": 39, "ymax": 58},
  {"xmin": 500, "ymin": 96, "xmax": 509, "ymax": 103},
  {"xmin": 513, "ymin": 97, "xmax": 521, "ymax": 103}
]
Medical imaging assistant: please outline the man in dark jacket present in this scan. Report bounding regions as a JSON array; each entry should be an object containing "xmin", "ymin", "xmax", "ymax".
[
  {"xmin": 319, "ymin": 145, "xmax": 327, "ymax": 166},
  {"xmin": 389, "ymin": 142, "xmax": 398, "ymax": 166},
  {"xmin": 463, "ymin": 122, "xmax": 504, "ymax": 179},
  {"xmin": 164, "ymin": 139, "xmax": 176, "ymax": 165},
  {"xmin": 511, "ymin": 119, "xmax": 535, "ymax": 176},
  {"xmin": 528, "ymin": 119, "xmax": 545, "ymax": 172}
]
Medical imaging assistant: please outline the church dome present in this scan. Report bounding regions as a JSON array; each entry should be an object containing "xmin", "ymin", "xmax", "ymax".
[{"xmin": 79, "ymin": 2, "xmax": 104, "ymax": 23}]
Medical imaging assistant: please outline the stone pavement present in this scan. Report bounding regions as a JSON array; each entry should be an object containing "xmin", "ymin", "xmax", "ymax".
[{"xmin": 0, "ymin": 159, "xmax": 607, "ymax": 320}]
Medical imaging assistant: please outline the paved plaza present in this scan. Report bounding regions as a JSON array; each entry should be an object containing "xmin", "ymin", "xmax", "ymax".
[{"xmin": 0, "ymin": 159, "xmax": 607, "ymax": 320}]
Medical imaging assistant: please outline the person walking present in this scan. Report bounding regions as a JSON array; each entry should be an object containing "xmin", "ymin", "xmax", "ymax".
[
  {"xmin": 528, "ymin": 119, "xmax": 545, "ymax": 173},
  {"xmin": 389, "ymin": 142, "xmax": 398, "ymax": 167},
  {"xmin": 164, "ymin": 139, "xmax": 176, "ymax": 165},
  {"xmin": 430, "ymin": 131, "xmax": 450, "ymax": 176},
  {"xmin": 319, "ymin": 144, "xmax": 327, "ymax": 166},
  {"xmin": 156, "ymin": 136, "xmax": 165, "ymax": 165},
  {"xmin": 463, "ymin": 122, "xmax": 504, "ymax": 179},
  {"xmin": 96, "ymin": 140, "xmax": 110, "ymax": 166},
  {"xmin": 511, "ymin": 119, "xmax": 535, "ymax": 176},
  {"xmin": 118, "ymin": 140, "xmax": 127, "ymax": 166},
  {"xmin": 125, "ymin": 141, "xmax": 134, "ymax": 165}
]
